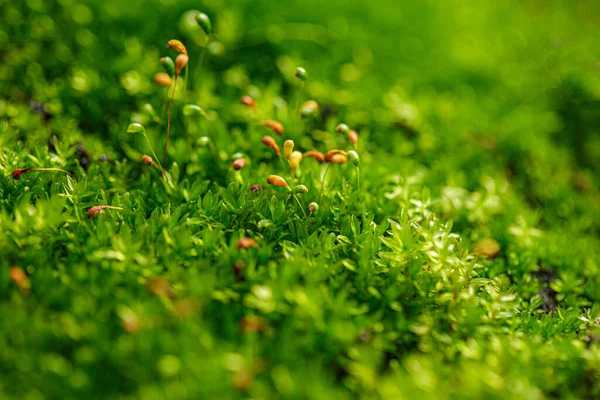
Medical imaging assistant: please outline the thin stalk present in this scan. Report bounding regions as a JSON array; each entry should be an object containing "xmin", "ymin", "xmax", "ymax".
[
  {"xmin": 294, "ymin": 82, "xmax": 305, "ymax": 118},
  {"xmin": 356, "ymin": 166, "xmax": 365, "ymax": 223},
  {"xmin": 164, "ymin": 75, "xmax": 179, "ymax": 167},
  {"xmin": 291, "ymin": 170, "xmax": 297, "ymax": 186},
  {"xmin": 319, "ymin": 163, "xmax": 331, "ymax": 203},
  {"xmin": 102, "ymin": 206, "xmax": 124, "ymax": 211},
  {"xmin": 232, "ymin": 170, "xmax": 244, "ymax": 185},
  {"xmin": 292, "ymin": 193, "xmax": 307, "ymax": 219},
  {"xmin": 24, "ymin": 168, "xmax": 74, "ymax": 177},
  {"xmin": 160, "ymin": 84, "xmax": 171, "ymax": 120},
  {"xmin": 143, "ymin": 134, "xmax": 163, "ymax": 174},
  {"xmin": 151, "ymin": 163, "xmax": 163, "ymax": 175},
  {"xmin": 293, "ymin": 82, "xmax": 305, "ymax": 135},
  {"xmin": 294, "ymin": 222, "xmax": 299, "ymax": 242},
  {"xmin": 193, "ymin": 38, "xmax": 210, "ymax": 90},
  {"xmin": 86, "ymin": 205, "xmax": 124, "ymax": 219},
  {"xmin": 184, "ymin": 64, "xmax": 189, "ymax": 99}
]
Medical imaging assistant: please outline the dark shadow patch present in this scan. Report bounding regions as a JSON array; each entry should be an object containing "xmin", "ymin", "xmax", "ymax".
[
  {"xmin": 532, "ymin": 267, "xmax": 558, "ymax": 315},
  {"xmin": 551, "ymin": 76, "xmax": 600, "ymax": 172},
  {"xmin": 538, "ymin": 287, "xmax": 558, "ymax": 314}
]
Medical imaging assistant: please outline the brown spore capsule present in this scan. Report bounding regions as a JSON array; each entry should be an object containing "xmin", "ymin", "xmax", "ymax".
[
  {"xmin": 232, "ymin": 158, "xmax": 246, "ymax": 170},
  {"xmin": 260, "ymin": 120, "xmax": 284, "ymax": 135},
  {"xmin": 237, "ymin": 237, "xmax": 259, "ymax": 249}
]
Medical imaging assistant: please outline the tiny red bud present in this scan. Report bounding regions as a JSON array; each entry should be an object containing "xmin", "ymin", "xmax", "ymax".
[
  {"xmin": 359, "ymin": 329, "xmax": 373, "ymax": 342},
  {"xmin": 11, "ymin": 167, "xmax": 74, "ymax": 179},
  {"xmin": 233, "ymin": 260, "xmax": 245, "ymax": 281},
  {"xmin": 148, "ymin": 278, "xmax": 174, "ymax": 298},
  {"xmin": 233, "ymin": 369, "xmax": 255, "ymax": 391},
  {"xmin": 121, "ymin": 313, "xmax": 140, "ymax": 334},
  {"xmin": 240, "ymin": 315, "xmax": 266, "ymax": 333},
  {"xmin": 87, "ymin": 206, "xmax": 105, "ymax": 218},
  {"xmin": 232, "ymin": 158, "xmax": 246, "ymax": 170},
  {"xmin": 12, "ymin": 169, "xmax": 24, "ymax": 180},
  {"xmin": 9, "ymin": 266, "xmax": 30, "ymax": 291},
  {"xmin": 241, "ymin": 96, "xmax": 256, "ymax": 108},
  {"xmin": 237, "ymin": 237, "xmax": 259, "ymax": 249},
  {"xmin": 87, "ymin": 205, "xmax": 123, "ymax": 219},
  {"xmin": 12, "ymin": 167, "xmax": 73, "ymax": 179},
  {"xmin": 251, "ymin": 185, "xmax": 262, "ymax": 192},
  {"xmin": 172, "ymin": 298, "xmax": 199, "ymax": 318},
  {"xmin": 142, "ymin": 155, "xmax": 153, "ymax": 165}
]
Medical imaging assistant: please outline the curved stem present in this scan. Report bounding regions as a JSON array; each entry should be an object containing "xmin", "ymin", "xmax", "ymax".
[
  {"xmin": 143, "ymin": 134, "xmax": 163, "ymax": 174},
  {"xmin": 292, "ymin": 194, "xmax": 307, "ymax": 219},
  {"xmin": 152, "ymin": 163, "xmax": 163, "ymax": 175},
  {"xmin": 193, "ymin": 37, "xmax": 210, "ymax": 90},
  {"xmin": 104, "ymin": 206, "xmax": 124, "ymax": 211},
  {"xmin": 27, "ymin": 168, "xmax": 74, "ymax": 177},
  {"xmin": 164, "ymin": 75, "xmax": 179, "ymax": 167}
]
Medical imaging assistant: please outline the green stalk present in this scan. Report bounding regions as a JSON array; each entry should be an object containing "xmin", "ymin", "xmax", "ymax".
[
  {"xmin": 143, "ymin": 134, "xmax": 163, "ymax": 174},
  {"xmin": 164, "ymin": 75, "xmax": 178, "ymax": 167},
  {"xmin": 184, "ymin": 63, "xmax": 189, "ymax": 99},
  {"xmin": 30, "ymin": 167, "xmax": 74, "ymax": 176},
  {"xmin": 160, "ymin": 85, "xmax": 170, "ymax": 123},
  {"xmin": 293, "ymin": 81, "xmax": 305, "ymax": 136},
  {"xmin": 292, "ymin": 193, "xmax": 307, "ymax": 219},
  {"xmin": 278, "ymin": 153, "xmax": 286, "ymax": 169},
  {"xmin": 357, "ymin": 166, "xmax": 365, "ymax": 223},
  {"xmin": 319, "ymin": 163, "xmax": 331, "ymax": 203},
  {"xmin": 193, "ymin": 36, "xmax": 210, "ymax": 90},
  {"xmin": 294, "ymin": 82, "xmax": 305, "ymax": 118}
]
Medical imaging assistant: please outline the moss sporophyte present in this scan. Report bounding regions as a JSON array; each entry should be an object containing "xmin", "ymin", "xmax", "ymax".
[
  {"xmin": 12, "ymin": 167, "xmax": 74, "ymax": 179},
  {"xmin": 86, "ymin": 205, "xmax": 124, "ymax": 219}
]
